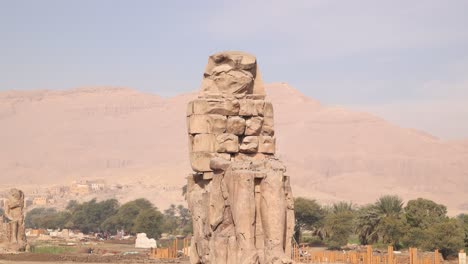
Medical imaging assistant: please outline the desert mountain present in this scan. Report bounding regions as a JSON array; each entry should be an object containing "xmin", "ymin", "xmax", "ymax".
[{"xmin": 1, "ymin": 83, "xmax": 467, "ymax": 213}]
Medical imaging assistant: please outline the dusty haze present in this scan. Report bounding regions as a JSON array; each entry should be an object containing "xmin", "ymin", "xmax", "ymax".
[{"xmin": 1, "ymin": 83, "xmax": 467, "ymax": 213}]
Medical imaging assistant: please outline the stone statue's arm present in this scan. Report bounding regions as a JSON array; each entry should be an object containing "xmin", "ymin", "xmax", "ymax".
[{"xmin": 3, "ymin": 201, "xmax": 14, "ymax": 221}]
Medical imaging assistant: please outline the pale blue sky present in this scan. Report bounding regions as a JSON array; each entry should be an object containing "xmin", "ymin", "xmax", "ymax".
[{"xmin": 1, "ymin": 0, "xmax": 468, "ymax": 139}]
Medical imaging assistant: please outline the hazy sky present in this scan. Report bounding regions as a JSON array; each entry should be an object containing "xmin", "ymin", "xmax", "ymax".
[{"xmin": 1, "ymin": 0, "xmax": 467, "ymax": 139}]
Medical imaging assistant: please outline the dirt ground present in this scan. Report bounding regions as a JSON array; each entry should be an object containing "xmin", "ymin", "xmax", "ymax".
[
  {"xmin": 0, "ymin": 238, "xmax": 189, "ymax": 264},
  {"xmin": 0, "ymin": 255, "xmax": 189, "ymax": 264},
  {"xmin": 0, "ymin": 254, "xmax": 189, "ymax": 264}
]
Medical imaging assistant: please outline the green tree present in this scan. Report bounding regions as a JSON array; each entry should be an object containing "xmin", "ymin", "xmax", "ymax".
[
  {"xmin": 160, "ymin": 204, "xmax": 192, "ymax": 235},
  {"xmin": 177, "ymin": 205, "xmax": 190, "ymax": 226},
  {"xmin": 405, "ymin": 198, "xmax": 447, "ymax": 229},
  {"xmin": 25, "ymin": 208, "xmax": 71, "ymax": 229},
  {"xmin": 69, "ymin": 199, "xmax": 119, "ymax": 233},
  {"xmin": 294, "ymin": 197, "xmax": 325, "ymax": 242},
  {"xmin": 457, "ymin": 214, "xmax": 468, "ymax": 248},
  {"xmin": 323, "ymin": 202, "xmax": 355, "ymax": 249},
  {"xmin": 163, "ymin": 204, "xmax": 178, "ymax": 234},
  {"xmin": 101, "ymin": 198, "xmax": 153, "ymax": 233},
  {"xmin": 376, "ymin": 215, "xmax": 406, "ymax": 247},
  {"xmin": 375, "ymin": 195, "xmax": 404, "ymax": 217},
  {"xmin": 403, "ymin": 198, "xmax": 448, "ymax": 248},
  {"xmin": 421, "ymin": 218, "xmax": 464, "ymax": 259},
  {"xmin": 66, "ymin": 200, "xmax": 79, "ymax": 211},
  {"xmin": 133, "ymin": 209, "xmax": 165, "ymax": 239},
  {"xmin": 355, "ymin": 204, "xmax": 381, "ymax": 245},
  {"xmin": 355, "ymin": 195, "xmax": 405, "ymax": 247}
]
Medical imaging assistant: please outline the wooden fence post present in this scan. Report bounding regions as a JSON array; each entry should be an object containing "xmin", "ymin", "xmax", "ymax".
[
  {"xmin": 434, "ymin": 249, "xmax": 439, "ymax": 264},
  {"xmin": 367, "ymin": 245, "xmax": 373, "ymax": 264},
  {"xmin": 388, "ymin": 245, "xmax": 394, "ymax": 264}
]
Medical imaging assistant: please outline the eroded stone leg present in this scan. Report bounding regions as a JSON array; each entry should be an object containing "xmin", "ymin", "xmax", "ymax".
[
  {"xmin": 255, "ymin": 179, "xmax": 265, "ymax": 263},
  {"xmin": 209, "ymin": 174, "xmax": 237, "ymax": 264},
  {"xmin": 284, "ymin": 176, "xmax": 295, "ymax": 258},
  {"xmin": 225, "ymin": 169, "xmax": 259, "ymax": 264},
  {"xmin": 187, "ymin": 175, "xmax": 212, "ymax": 263},
  {"xmin": 261, "ymin": 170, "xmax": 291, "ymax": 264}
]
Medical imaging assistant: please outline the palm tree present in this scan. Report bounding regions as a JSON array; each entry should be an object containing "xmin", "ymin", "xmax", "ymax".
[
  {"xmin": 355, "ymin": 195, "xmax": 404, "ymax": 246},
  {"xmin": 355, "ymin": 204, "xmax": 380, "ymax": 245},
  {"xmin": 374, "ymin": 195, "xmax": 403, "ymax": 217},
  {"xmin": 332, "ymin": 201, "xmax": 354, "ymax": 214}
]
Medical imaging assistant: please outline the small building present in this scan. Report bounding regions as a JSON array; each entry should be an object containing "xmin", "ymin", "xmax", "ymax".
[
  {"xmin": 33, "ymin": 196, "xmax": 48, "ymax": 206},
  {"xmin": 89, "ymin": 180, "xmax": 106, "ymax": 191},
  {"xmin": 70, "ymin": 182, "xmax": 90, "ymax": 196}
]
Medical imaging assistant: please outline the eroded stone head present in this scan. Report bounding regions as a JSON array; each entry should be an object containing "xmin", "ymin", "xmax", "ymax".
[
  {"xmin": 200, "ymin": 51, "xmax": 265, "ymax": 97},
  {"xmin": 7, "ymin": 189, "xmax": 24, "ymax": 207}
]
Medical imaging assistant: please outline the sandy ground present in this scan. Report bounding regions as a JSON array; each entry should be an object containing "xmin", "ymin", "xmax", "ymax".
[{"xmin": 0, "ymin": 262, "xmax": 189, "ymax": 264}]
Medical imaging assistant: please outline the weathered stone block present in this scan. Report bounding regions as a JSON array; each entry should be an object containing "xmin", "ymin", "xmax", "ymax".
[
  {"xmin": 254, "ymin": 100, "xmax": 265, "ymax": 116},
  {"xmin": 187, "ymin": 101, "xmax": 194, "ymax": 116},
  {"xmin": 216, "ymin": 134, "xmax": 239, "ymax": 153},
  {"xmin": 203, "ymin": 172, "xmax": 214, "ymax": 180},
  {"xmin": 245, "ymin": 117, "xmax": 263, "ymax": 136},
  {"xmin": 190, "ymin": 152, "xmax": 213, "ymax": 172},
  {"xmin": 246, "ymin": 94, "xmax": 266, "ymax": 100},
  {"xmin": 226, "ymin": 117, "xmax": 246, "ymax": 135},
  {"xmin": 233, "ymin": 152, "xmax": 266, "ymax": 162},
  {"xmin": 263, "ymin": 101, "xmax": 274, "ymax": 117},
  {"xmin": 217, "ymin": 153, "xmax": 232, "ymax": 161},
  {"xmin": 188, "ymin": 115, "xmax": 227, "ymax": 134},
  {"xmin": 240, "ymin": 136, "xmax": 258, "ymax": 153},
  {"xmin": 261, "ymin": 117, "xmax": 274, "ymax": 136},
  {"xmin": 258, "ymin": 136, "xmax": 275, "ymax": 154},
  {"xmin": 188, "ymin": 115, "xmax": 210, "ymax": 134},
  {"xmin": 193, "ymin": 99, "xmax": 240, "ymax": 116},
  {"xmin": 192, "ymin": 134, "xmax": 216, "ymax": 152},
  {"xmin": 188, "ymin": 135, "xmax": 193, "ymax": 153},
  {"xmin": 239, "ymin": 99, "xmax": 258, "ymax": 116},
  {"xmin": 209, "ymin": 114, "xmax": 227, "ymax": 134},
  {"xmin": 210, "ymin": 157, "xmax": 231, "ymax": 171}
]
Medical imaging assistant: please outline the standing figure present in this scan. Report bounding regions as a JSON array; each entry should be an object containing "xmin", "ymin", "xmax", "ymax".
[{"xmin": 0, "ymin": 188, "xmax": 27, "ymax": 252}]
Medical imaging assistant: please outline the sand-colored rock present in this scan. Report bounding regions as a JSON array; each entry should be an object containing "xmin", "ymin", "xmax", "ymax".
[
  {"xmin": 240, "ymin": 136, "xmax": 259, "ymax": 153},
  {"xmin": 186, "ymin": 51, "xmax": 295, "ymax": 264},
  {"xmin": 261, "ymin": 117, "xmax": 275, "ymax": 136},
  {"xmin": 245, "ymin": 117, "xmax": 264, "ymax": 136},
  {"xmin": 216, "ymin": 133, "xmax": 239, "ymax": 153},
  {"xmin": 193, "ymin": 99, "xmax": 240, "ymax": 116},
  {"xmin": 190, "ymin": 152, "xmax": 213, "ymax": 172},
  {"xmin": 201, "ymin": 51, "xmax": 264, "ymax": 97},
  {"xmin": 192, "ymin": 134, "xmax": 216, "ymax": 152},
  {"xmin": 227, "ymin": 116, "xmax": 246, "ymax": 135},
  {"xmin": 188, "ymin": 114, "xmax": 227, "ymax": 134},
  {"xmin": 135, "ymin": 233, "xmax": 157, "ymax": 249},
  {"xmin": 259, "ymin": 136, "xmax": 276, "ymax": 154},
  {"xmin": 240, "ymin": 99, "xmax": 259, "ymax": 116},
  {"xmin": 263, "ymin": 102, "xmax": 274, "ymax": 117}
]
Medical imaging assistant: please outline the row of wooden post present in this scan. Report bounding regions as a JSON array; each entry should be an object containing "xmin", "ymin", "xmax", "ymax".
[
  {"xmin": 150, "ymin": 237, "xmax": 190, "ymax": 259},
  {"xmin": 292, "ymin": 245, "xmax": 443, "ymax": 264}
]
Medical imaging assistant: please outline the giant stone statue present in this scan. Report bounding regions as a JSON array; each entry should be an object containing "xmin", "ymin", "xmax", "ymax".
[
  {"xmin": 0, "ymin": 188, "xmax": 27, "ymax": 252},
  {"xmin": 186, "ymin": 51, "xmax": 295, "ymax": 264}
]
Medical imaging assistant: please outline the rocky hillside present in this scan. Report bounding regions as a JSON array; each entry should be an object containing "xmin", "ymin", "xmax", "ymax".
[{"xmin": 1, "ymin": 83, "xmax": 467, "ymax": 213}]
